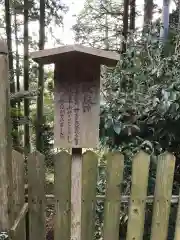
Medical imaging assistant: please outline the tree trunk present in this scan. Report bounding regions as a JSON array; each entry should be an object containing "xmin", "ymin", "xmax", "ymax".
[
  {"xmin": 160, "ymin": 0, "xmax": 170, "ymax": 41},
  {"xmin": 143, "ymin": 0, "xmax": 153, "ymax": 33},
  {"xmin": 14, "ymin": 11, "xmax": 21, "ymax": 143},
  {"xmin": 104, "ymin": 0, "xmax": 109, "ymax": 50},
  {"xmin": 130, "ymin": 0, "xmax": 136, "ymax": 31},
  {"xmin": 36, "ymin": 0, "xmax": 45, "ymax": 152},
  {"xmin": 24, "ymin": 0, "xmax": 30, "ymax": 153},
  {"xmin": 121, "ymin": 0, "xmax": 129, "ymax": 53},
  {"xmin": 5, "ymin": 0, "xmax": 19, "ymax": 146},
  {"xmin": 129, "ymin": 0, "xmax": 136, "ymax": 60},
  {"xmin": 178, "ymin": 0, "xmax": 180, "ymax": 28},
  {"xmin": 5, "ymin": 0, "xmax": 15, "ymax": 94},
  {"xmin": 15, "ymin": 13, "xmax": 20, "ymax": 95}
]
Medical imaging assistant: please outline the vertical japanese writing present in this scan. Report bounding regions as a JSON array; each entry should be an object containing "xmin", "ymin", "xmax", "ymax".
[
  {"xmin": 73, "ymin": 84, "xmax": 80, "ymax": 146},
  {"xmin": 82, "ymin": 82, "xmax": 96, "ymax": 113},
  {"xmin": 67, "ymin": 86, "xmax": 73, "ymax": 143},
  {"xmin": 58, "ymin": 81, "xmax": 68, "ymax": 140},
  {"xmin": 59, "ymin": 101, "xmax": 65, "ymax": 139}
]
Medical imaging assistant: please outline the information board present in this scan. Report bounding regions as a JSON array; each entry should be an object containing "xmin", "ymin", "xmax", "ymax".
[{"xmin": 54, "ymin": 65, "xmax": 100, "ymax": 148}]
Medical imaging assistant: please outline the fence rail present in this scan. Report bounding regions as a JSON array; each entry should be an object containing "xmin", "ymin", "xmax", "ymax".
[{"xmin": 45, "ymin": 194, "xmax": 180, "ymax": 204}]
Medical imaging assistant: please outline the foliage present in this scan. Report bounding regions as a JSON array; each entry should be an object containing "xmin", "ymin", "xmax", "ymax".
[
  {"xmin": 73, "ymin": 0, "xmax": 123, "ymax": 50},
  {"xmin": 32, "ymin": 116, "xmax": 54, "ymax": 166},
  {"xmin": 100, "ymin": 29, "xmax": 180, "ymax": 167},
  {"xmin": 0, "ymin": 232, "xmax": 8, "ymax": 240},
  {"xmin": 31, "ymin": 68, "xmax": 55, "ymax": 166}
]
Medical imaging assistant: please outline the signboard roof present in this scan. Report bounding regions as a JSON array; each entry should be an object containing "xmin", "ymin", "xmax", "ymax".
[{"xmin": 31, "ymin": 44, "xmax": 120, "ymax": 66}]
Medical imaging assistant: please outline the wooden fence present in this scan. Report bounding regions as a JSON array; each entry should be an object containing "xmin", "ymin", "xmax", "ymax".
[{"xmin": 5, "ymin": 149, "xmax": 180, "ymax": 240}]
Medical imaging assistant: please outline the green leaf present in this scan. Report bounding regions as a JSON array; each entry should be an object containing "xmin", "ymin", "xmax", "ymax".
[
  {"xmin": 104, "ymin": 118, "xmax": 112, "ymax": 129},
  {"xmin": 113, "ymin": 120, "xmax": 122, "ymax": 135}
]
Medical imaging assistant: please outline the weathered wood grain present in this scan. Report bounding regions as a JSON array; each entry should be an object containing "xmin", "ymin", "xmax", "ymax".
[
  {"xmin": 151, "ymin": 152, "xmax": 175, "ymax": 240},
  {"xmin": 31, "ymin": 44, "xmax": 120, "ymax": 66},
  {"xmin": 10, "ymin": 203, "xmax": 28, "ymax": 239},
  {"xmin": 45, "ymin": 194, "xmax": 180, "ymax": 205},
  {"xmin": 54, "ymin": 151, "xmax": 71, "ymax": 240},
  {"xmin": 103, "ymin": 152, "xmax": 124, "ymax": 240},
  {"xmin": 81, "ymin": 151, "xmax": 98, "ymax": 240},
  {"xmin": 174, "ymin": 190, "xmax": 180, "ymax": 240},
  {"xmin": 126, "ymin": 151, "xmax": 150, "ymax": 240},
  {"xmin": 71, "ymin": 148, "xmax": 82, "ymax": 240},
  {"xmin": 12, "ymin": 150, "xmax": 26, "ymax": 239},
  {"xmin": 0, "ymin": 40, "xmax": 13, "ymax": 231},
  {"xmin": 54, "ymin": 61, "xmax": 100, "ymax": 148},
  {"xmin": 28, "ymin": 151, "xmax": 46, "ymax": 240}
]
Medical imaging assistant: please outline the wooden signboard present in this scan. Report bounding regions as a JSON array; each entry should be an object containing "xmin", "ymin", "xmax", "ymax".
[{"xmin": 54, "ymin": 61, "xmax": 100, "ymax": 148}]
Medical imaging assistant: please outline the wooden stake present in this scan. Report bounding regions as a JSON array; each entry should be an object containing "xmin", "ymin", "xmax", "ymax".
[
  {"xmin": 0, "ymin": 40, "xmax": 13, "ymax": 231},
  {"xmin": 71, "ymin": 148, "xmax": 82, "ymax": 240}
]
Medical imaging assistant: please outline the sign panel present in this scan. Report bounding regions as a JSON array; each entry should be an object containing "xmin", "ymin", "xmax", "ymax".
[{"xmin": 54, "ymin": 65, "xmax": 100, "ymax": 148}]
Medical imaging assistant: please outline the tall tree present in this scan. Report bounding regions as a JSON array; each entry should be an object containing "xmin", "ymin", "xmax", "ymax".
[
  {"xmin": 5, "ymin": 0, "xmax": 19, "ymax": 146},
  {"xmin": 143, "ymin": 0, "xmax": 153, "ymax": 32},
  {"xmin": 121, "ymin": 0, "xmax": 129, "ymax": 53},
  {"xmin": 73, "ymin": 0, "xmax": 123, "ymax": 50},
  {"xmin": 24, "ymin": 0, "xmax": 30, "ymax": 153},
  {"xmin": 160, "ymin": 0, "xmax": 170, "ymax": 41},
  {"xmin": 14, "ymin": 9, "xmax": 21, "ymax": 127},
  {"xmin": 178, "ymin": 0, "xmax": 180, "ymax": 28},
  {"xmin": 130, "ymin": 0, "xmax": 136, "ymax": 31},
  {"xmin": 104, "ymin": 0, "xmax": 109, "ymax": 50},
  {"xmin": 5, "ymin": 0, "xmax": 14, "ymax": 94},
  {"xmin": 36, "ymin": 0, "xmax": 45, "ymax": 152}
]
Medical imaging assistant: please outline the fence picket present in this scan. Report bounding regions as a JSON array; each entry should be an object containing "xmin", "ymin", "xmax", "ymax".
[
  {"xmin": 28, "ymin": 151, "xmax": 46, "ymax": 240},
  {"xmin": 12, "ymin": 150, "xmax": 26, "ymax": 240},
  {"xmin": 81, "ymin": 151, "xmax": 98, "ymax": 240},
  {"xmin": 126, "ymin": 151, "xmax": 150, "ymax": 240},
  {"xmin": 151, "ymin": 152, "xmax": 175, "ymax": 240},
  {"xmin": 174, "ymin": 190, "xmax": 180, "ymax": 240},
  {"xmin": 54, "ymin": 151, "xmax": 71, "ymax": 240},
  {"xmin": 103, "ymin": 152, "xmax": 124, "ymax": 240}
]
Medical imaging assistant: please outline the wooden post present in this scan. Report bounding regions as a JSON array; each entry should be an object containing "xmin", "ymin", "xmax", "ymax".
[
  {"xmin": 71, "ymin": 148, "xmax": 82, "ymax": 240},
  {"xmin": 81, "ymin": 151, "xmax": 98, "ymax": 240},
  {"xmin": 54, "ymin": 151, "xmax": 71, "ymax": 240},
  {"xmin": 28, "ymin": 152, "xmax": 46, "ymax": 240},
  {"xmin": 151, "ymin": 153, "xmax": 175, "ymax": 240},
  {"xmin": 11, "ymin": 150, "xmax": 26, "ymax": 240},
  {"xmin": 0, "ymin": 40, "xmax": 13, "ymax": 232},
  {"xmin": 103, "ymin": 153, "xmax": 124, "ymax": 240}
]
